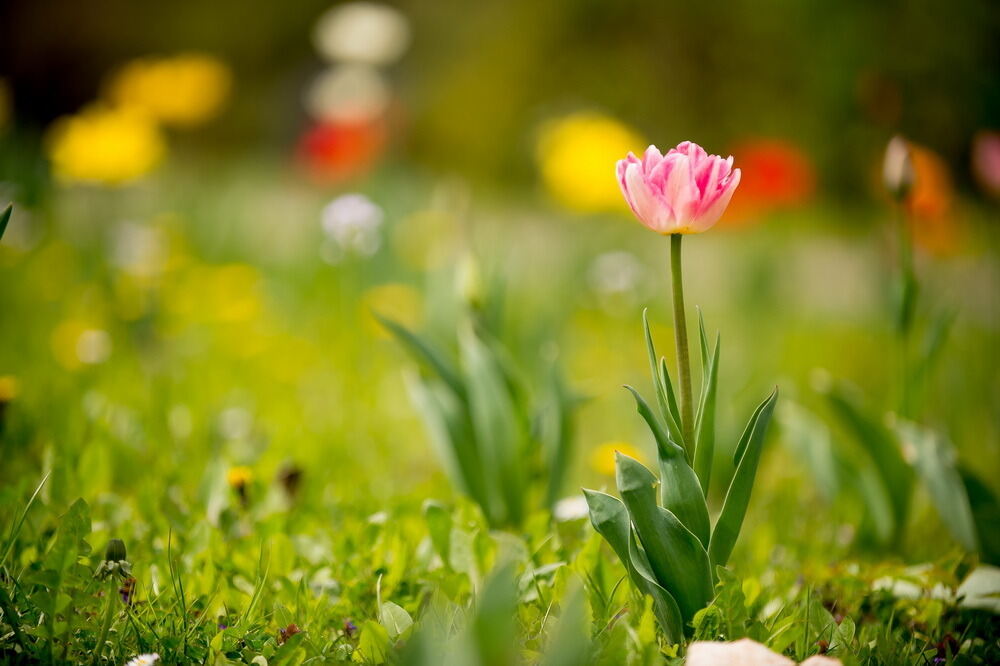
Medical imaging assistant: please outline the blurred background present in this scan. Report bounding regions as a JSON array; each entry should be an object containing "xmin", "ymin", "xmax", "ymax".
[{"xmin": 0, "ymin": 0, "xmax": 998, "ymax": 561}]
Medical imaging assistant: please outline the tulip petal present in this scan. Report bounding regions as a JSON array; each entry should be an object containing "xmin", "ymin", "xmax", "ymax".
[{"xmin": 625, "ymin": 162, "xmax": 671, "ymax": 232}]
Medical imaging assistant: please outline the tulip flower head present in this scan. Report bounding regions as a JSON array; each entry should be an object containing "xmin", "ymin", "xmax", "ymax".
[{"xmin": 616, "ymin": 142, "xmax": 741, "ymax": 234}]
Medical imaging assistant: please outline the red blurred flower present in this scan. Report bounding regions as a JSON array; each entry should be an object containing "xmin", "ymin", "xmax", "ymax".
[
  {"xmin": 296, "ymin": 119, "xmax": 386, "ymax": 182},
  {"xmin": 722, "ymin": 139, "xmax": 815, "ymax": 224}
]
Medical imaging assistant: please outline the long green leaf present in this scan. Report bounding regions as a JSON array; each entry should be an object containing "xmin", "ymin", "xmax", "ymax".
[
  {"xmin": 821, "ymin": 381, "xmax": 912, "ymax": 538},
  {"xmin": 692, "ymin": 312, "xmax": 719, "ymax": 496},
  {"xmin": 709, "ymin": 389, "xmax": 778, "ymax": 568},
  {"xmin": 583, "ymin": 489, "xmax": 684, "ymax": 643},
  {"xmin": 624, "ymin": 386, "xmax": 709, "ymax": 548},
  {"xmin": 615, "ymin": 453, "xmax": 713, "ymax": 625},
  {"xmin": 0, "ymin": 204, "xmax": 11, "ymax": 242},
  {"xmin": 405, "ymin": 374, "xmax": 494, "ymax": 521},
  {"xmin": 658, "ymin": 357, "xmax": 685, "ymax": 450},
  {"xmin": 897, "ymin": 421, "xmax": 977, "ymax": 552},
  {"xmin": 375, "ymin": 313, "xmax": 466, "ymax": 400},
  {"xmin": 460, "ymin": 323, "xmax": 524, "ymax": 527}
]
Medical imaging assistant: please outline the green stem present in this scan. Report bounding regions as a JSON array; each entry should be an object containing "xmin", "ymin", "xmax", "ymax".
[
  {"xmin": 92, "ymin": 581, "xmax": 117, "ymax": 666},
  {"xmin": 670, "ymin": 234, "xmax": 695, "ymax": 454},
  {"xmin": 894, "ymin": 203, "xmax": 917, "ymax": 418}
]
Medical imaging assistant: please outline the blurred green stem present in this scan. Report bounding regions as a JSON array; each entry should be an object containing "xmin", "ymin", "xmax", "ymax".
[
  {"xmin": 894, "ymin": 203, "xmax": 917, "ymax": 417},
  {"xmin": 91, "ymin": 580, "xmax": 117, "ymax": 666},
  {"xmin": 670, "ymin": 234, "xmax": 694, "ymax": 452}
]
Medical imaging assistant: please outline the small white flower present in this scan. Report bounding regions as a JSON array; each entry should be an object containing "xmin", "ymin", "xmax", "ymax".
[
  {"xmin": 124, "ymin": 653, "xmax": 160, "ymax": 666},
  {"xmin": 553, "ymin": 496, "xmax": 589, "ymax": 522},
  {"xmin": 321, "ymin": 193, "xmax": 384, "ymax": 259}
]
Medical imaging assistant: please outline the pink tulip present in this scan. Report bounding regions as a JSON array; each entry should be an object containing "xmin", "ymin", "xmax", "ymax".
[{"xmin": 616, "ymin": 141, "xmax": 741, "ymax": 234}]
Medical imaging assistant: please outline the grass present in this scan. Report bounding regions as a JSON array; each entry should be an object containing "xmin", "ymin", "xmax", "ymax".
[{"xmin": 0, "ymin": 164, "xmax": 997, "ymax": 664}]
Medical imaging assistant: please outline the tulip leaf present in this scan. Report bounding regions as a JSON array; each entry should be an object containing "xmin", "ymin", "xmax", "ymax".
[
  {"xmin": 896, "ymin": 420, "xmax": 978, "ymax": 552},
  {"xmin": 658, "ymin": 357, "xmax": 684, "ymax": 450},
  {"xmin": 623, "ymin": 386, "xmax": 709, "ymax": 548},
  {"xmin": 821, "ymin": 381, "xmax": 912, "ymax": 539},
  {"xmin": 583, "ymin": 489, "xmax": 684, "ymax": 643},
  {"xmin": 405, "ymin": 373, "xmax": 494, "ymax": 522},
  {"xmin": 693, "ymin": 311, "xmax": 719, "ymax": 497},
  {"xmin": 615, "ymin": 453, "xmax": 713, "ymax": 625},
  {"xmin": 709, "ymin": 388, "xmax": 777, "ymax": 568},
  {"xmin": 459, "ymin": 323, "xmax": 524, "ymax": 527},
  {"xmin": 375, "ymin": 313, "xmax": 466, "ymax": 400},
  {"xmin": 0, "ymin": 204, "xmax": 11, "ymax": 242}
]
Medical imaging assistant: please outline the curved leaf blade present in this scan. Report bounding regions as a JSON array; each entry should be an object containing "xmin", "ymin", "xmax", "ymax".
[{"xmin": 709, "ymin": 388, "xmax": 778, "ymax": 568}]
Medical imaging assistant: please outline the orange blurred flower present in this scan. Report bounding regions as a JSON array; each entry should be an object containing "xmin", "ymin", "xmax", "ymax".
[
  {"xmin": 297, "ymin": 119, "xmax": 386, "ymax": 182},
  {"xmin": 722, "ymin": 139, "xmax": 815, "ymax": 224},
  {"xmin": 902, "ymin": 142, "xmax": 958, "ymax": 254}
]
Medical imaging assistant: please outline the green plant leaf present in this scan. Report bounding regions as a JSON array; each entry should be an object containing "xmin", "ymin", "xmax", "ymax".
[
  {"xmin": 459, "ymin": 322, "xmax": 523, "ymax": 527},
  {"xmin": 961, "ymin": 469, "xmax": 1000, "ymax": 566},
  {"xmin": 423, "ymin": 500, "xmax": 452, "ymax": 567},
  {"xmin": 353, "ymin": 620, "xmax": 390, "ymax": 664},
  {"xmin": 821, "ymin": 381, "xmax": 913, "ymax": 539},
  {"xmin": 709, "ymin": 389, "xmax": 777, "ymax": 568},
  {"xmin": 896, "ymin": 421, "xmax": 977, "ymax": 552},
  {"xmin": 642, "ymin": 311, "xmax": 684, "ymax": 449},
  {"xmin": 623, "ymin": 386, "xmax": 709, "ymax": 548},
  {"xmin": 0, "ymin": 204, "xmax": 11, "ymax": 242},
  {"xmin": 582, "ymin": 489, "xmax": 684, "ymax": 643},
  {"xmin": 405, "ymin": 374, "xmax": 491, "ymax": 518},
  {"xmin": 692, "ymin": 311, "xmax": 719, "ymax": 496},
  {"xmin": 376, "ymin": 313, "xmax": 466, "ymax": 400},
  {"xmin": 614, "ymin": 453, "xmax": 713, "ymax": 626},
  {"xmin": 379, "ymin": 601, "xmax": 414, "ymax": 639}
]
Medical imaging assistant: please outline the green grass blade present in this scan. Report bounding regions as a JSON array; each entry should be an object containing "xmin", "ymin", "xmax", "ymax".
[
  {"xmin": 0, "ymin": 204, "xmax": 11, "ymax": 242},
  {"xmin": 692, "ymin": 312, "xmax": 719, "ymax": 496},
  {"xmin": 615, "ymin": 453, "xmax": 713, "ymax": 625},
  {"xmin": 623, "ymin": 386, "xmax": 709, "ymax": 548},
  {"xmin": 0, "ymin": 472, "xmax": 50, "ymax": 571},
  {"xmin": 375, "ymin": 313, "xmax": 466, "ymax": 400},
  {"xmin": 709, "ymin": 389, "xmax": 778, "ymax": 568},
  {"xmin": 583, "ymin": 489, "xmax": 685, "ymax": 643}
]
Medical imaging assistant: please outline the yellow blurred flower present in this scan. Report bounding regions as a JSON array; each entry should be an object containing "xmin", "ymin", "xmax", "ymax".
[
  {"xmin": 536, "ymin": 112, "xmax": 646, "ymax": 213},
  {"xmin": 361, "ymin": 283, "xmax": 422, "ymax": 337},
  {"xmin": 227, "ymin": 465, "xmax": 254, "ymax": 488},
  {"xmin": 0, "ymin": 375, "xmax": 19, "ymax": 402},
  {"xmin": 46, "ymin": 105, "xmax": 165, "ymax": 185},
  {"xmin": 589, "ymin": 440, "xmax": 645, "ymax": 476},
  {"xmin": 107, "ymin": 53, "xmax": 231, "ymax": 127}
]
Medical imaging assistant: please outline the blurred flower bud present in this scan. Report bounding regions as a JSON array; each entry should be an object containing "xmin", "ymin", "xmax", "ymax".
[
  {"xmin": 883, "ymin": 135, "xmax": 915, "ymax": 201},
  {"xmin": 105, "ymin": 538, "xmax": 127, "ymax": 562},
  {"xmin": 455, "ymin": 253, "xmax": 483, "ymax": 311},
  {"xmin": 321, "ymin": 193, "xmax": 384, "ymax": 259},
  {"xmin": 95, "ymin": 538, "xmax": 132, "ymax": 580}
]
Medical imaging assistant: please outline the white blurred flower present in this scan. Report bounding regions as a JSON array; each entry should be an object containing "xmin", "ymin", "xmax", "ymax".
[
  {"xmin": 588, "ymin": 251, "xmax": 643, "ymax": 296},
  {"xmin": 76, "ymin": 329, "xmax": 111, "ymax": 365},
  {"xmin": 219, "ymin": 406, "xmax": 253, "ymax": 440},
  {"xmin": 313, "ymin": 2, "xmax": 411, "ymax": 65},
  {"xmin": 305, "ymin": 65, "xmax": 390, "ymax": 124},
  {"xmin": 553, "ymin": 496, "xmax": 589, "ymax": 522},
  {"xmin": 125, "ymin": 654, "xmax": 160, "ymax": 666},
  {"xmin": 320, "ymin": 193, "xmax": 384, "ymax": 260},
  {"xmin": 111, "ymin": 222, "xmax": 166, "ymax": 278}
]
